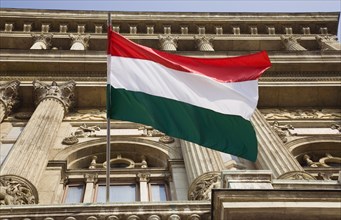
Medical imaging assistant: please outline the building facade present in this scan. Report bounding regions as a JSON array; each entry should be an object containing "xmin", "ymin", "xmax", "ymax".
[{"xmin": 0, "ymin": 8, "xmax": 340, "ymax": 220}]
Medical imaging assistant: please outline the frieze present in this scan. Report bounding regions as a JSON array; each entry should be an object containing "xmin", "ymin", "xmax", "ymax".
[
  {"xmin": 65, "ymin": 109, "xmax": 106, "ymax": 121},
  {"xmin": 260, "ymin": 108, "xmax": 341, "ymax": 120},
  {"xmin": 0, "ymin": 175, "xmax": 39, "ymax": 205}
]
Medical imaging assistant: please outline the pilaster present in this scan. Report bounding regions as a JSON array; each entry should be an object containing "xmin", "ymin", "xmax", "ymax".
[
  {"xmin": 280, "ymin": 35, "xmax": 307, "ymax": 51},
  {"xmin": 0, "ymin": 81, "xmax": 76, "ymax": 190},
  {"xmin": 0, "ymin": 80, "xmax": 20, "ymax": 122}
]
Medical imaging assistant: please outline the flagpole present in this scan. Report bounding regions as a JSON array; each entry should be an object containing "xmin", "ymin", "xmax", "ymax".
[{"xmin": 106, "ymin": 11, "xmax": 112, "ymax": 203}]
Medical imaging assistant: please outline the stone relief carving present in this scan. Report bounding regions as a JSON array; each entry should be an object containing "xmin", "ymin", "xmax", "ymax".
[
  {"xmin": 261, "ymin": 108, "xmax": 341, "ymax": 120},
  {"xmin": 65, "ymin": 109, "xmax": 106, "ymax": 121},
  {"xmin": 0, "ymin": 175, "xmax": 38, "ymax": 205},
  {"xmin": 159, "ymin": 135, "xmax": 175, "ymax": 144},
  {"xmin": 303, "ymin": 153, "xmax": 341, "ymax": 168},
  {"xmin": 31, "ymin": 33, "xmax": 53, "ymax": 49},
  {"xmin": 159, "ymin": 35, "xmax": 178, "ymax": 51},
  {"xmin": 188, "ymin": 172, "xmax": 221, "ymax": 201},
  {"xmin": 139, "ymin": 126, "xmax": 175, "ymax": 143},
  {"xmin": 194, "ymin": 35, "xmax": 214, "ymax": 51},
  {"xmin": 0, "ymin": 80, "xmax": 20, "ymax": 116},
  {"xmin": 330, "ymin": 124, "xmax": 341, "ymax": 132},
  {"xmin": 271, "ymin": 121, "xmax": 294, "ymax": 143},
  {"xmin": 277, "ymin": 171, "xmax": 316, "ymax": 180},
  {"xmin": 33, "ymin": 80, "xmax": 76, "ymax": 113},
  {"xmin": 69, "ymin": 34, "xmax": 90, "ymax": 49},
  {"xmin": 62, "ymin": 123, "xmax": 100, "ymax": 145}
]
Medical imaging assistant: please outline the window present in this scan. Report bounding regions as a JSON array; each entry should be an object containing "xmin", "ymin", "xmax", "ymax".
[
  {"xmin": 150, "ymin": 183, "xmax": 167, "ymax": 201},
  {"xmin": 0, "ymin": 125, "xmax": 25, "ymax": 165},
  {"xmin": 96, "ymin": 184, "xmax": 137, "ymax": 202},
  {"xmin": 64, "ymin": 184, "xmax": 84, "ymax": 204}
]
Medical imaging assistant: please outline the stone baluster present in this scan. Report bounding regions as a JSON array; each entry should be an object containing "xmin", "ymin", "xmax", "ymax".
[
  {"xmin": 181, "ymin": 140, "xmax": 224, "ymax": 199},
  {"xmin": 159, "ymin": 35, "xmax": 178, "ymax": 51},
  {"xmin": 69, "ymin": 34, "xmax": 90, "ymax": 50},
  {"xmin": 194, "ymin": 35, "xmax": 214, "ymax": 51},
  {"xmin": 251, "ymin": 109, "xmax": 307, "ymax": 179},
  {"xmin": 0, "ymin": 80, "xmax": 20, "ymax": 123},
  {"xmin": 280, "ymin": 35, "xmax": 307, "ymax": 51},
  {"xmin": 30, "ymin": 34, "xmax": 53, "ymax": 50},
  {"xmin": 316, "ymin": 35, "xmax": 341, "ymax": 51},
  {"xmin": 0, "ymin": 80, "xmax": 76, "ymax": 186}
]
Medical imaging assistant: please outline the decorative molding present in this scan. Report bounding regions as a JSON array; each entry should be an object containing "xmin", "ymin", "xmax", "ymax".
[
  {"xmin": 0, "ymin": 80, "xmax": 20, "ymax": 116},
  {"xmin": 0, "ymin": 175, "xmax": 39, "ymax": 205},
  {"xmin": 33, "ymin": 80, "xmax": 76, "ymax": 113},
  {"xmin": 260, "ymin": 108, "xmax": 341, "ymax": 120},
  {"xmin": 277, "ymin": 171, "xmax": 316, "ymax": 180},
  {"xmin": 188, "ymin": 171, "xmax": 221, "ymax": 201}
]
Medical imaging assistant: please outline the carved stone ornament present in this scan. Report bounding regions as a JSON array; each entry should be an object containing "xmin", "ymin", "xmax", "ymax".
[
  {"xmin": 315, "ymin": 35, "xmax": 341, "ymax": 51},
  {"xmin": 159, "ymin": 135, "xmax": 175, "ymax": 144},
  {"xmin": 271, "ymin": 121, "xmax": 294, "ymax": 143},
  {"xmin": 188, "ymin": 171, "xmax": 221, "ymax": 201},
  {"xmin": 280, "ymin": 35, "xmax": 307, "ymax": 51},
  {"xmin": 137, "ymin": 173, "xmax": 151, "ymax": 182},
  {"xmin": 277, "ymin": 171, "xmax": 316, "ymax": 180},
  {"xmin": 31, "ymin": 33, "xmax": 53, "ymax": 48},
  {"xmin": 72, "ymin": 123, "xmax": 101, "ymax": 138},
  {"xmin": 194, "ymin": 35, "xmax": 214, "ymax": 51},
  {"xmin": 69, "ymin": 34, "xmax": 90, "ymax": 48},
  {"xmin": 0, "ymin": 80, "xmax": 20, "ymax": 116},
  {"xmin": 139, "ymin": 126, "xmax": 165, "ymax": 137},
  {"xmin": 62, "ymin": 136, "xmax": 79, "ymax": 145},
  {"xmin": 65, "ymin": 109, "xmax": 106, "ymax": 121},
  {"xmin": 0, "ymin": 175, "xmax": 39, "ymax": 205},
  {"xmin": 261, "ymin": 108, "xmax": 341, "ymax": 120},
  {"xmin": 158, "ymin": 35, "xmax": 178, "ymax": 51},
  {"xmin": 33, "ymin": 80, "xmax": 76, "ymax": 113}
]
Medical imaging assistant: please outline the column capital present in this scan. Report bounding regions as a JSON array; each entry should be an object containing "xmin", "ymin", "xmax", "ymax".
[
  {"xmin": 315, "ymin": 35, "xmax": 341, "ymax": 51},
  {"xmin": 188, "ymin": 171, "xmax": 221, "ymax": 201},
  {"xmin": 158, "ymin": 35, "xmax": 178, "ymax": 51},
  {"xmin": 136, "ymin": 172, "xmax": 151, "ymax": 182},
  {"xmin": 194, "ymin": 35, "xmax": 214, "ymax": 51},
  {"xmin": 0, "ymin": 80, "xmax": 20, "ymax": 116},
  {"xmin": 33, "ymin": 80, "xmax": 76, "ymax": 114},
  {"xmin": 69, "ymin": 34, "xmax": 90, "ymax": 50},
  {"xmin": 31, "ymin": 33, "xmax": 53, "ymax": 49},
  {"xmin": 0, "ymin": 174, "xmax": 39, "ymax": 205},
  {"xmin": 280, "ymin": 35, "xmax": 307, "ymax": 51}
]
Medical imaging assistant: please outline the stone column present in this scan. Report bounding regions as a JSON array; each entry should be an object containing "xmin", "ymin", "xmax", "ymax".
[
  {"xmin": 83, "ymin": 174, "xmax": 97, "ymax": 203},
  {"xmin": 69, "ymin": 34, "xmax": 90, "ymax": 50},
  {"xmin": 1, "ymin": 80, "xmax": 76, "ymax": 186},
  {"xmin": 280, "ymin": 35, "xmax": 307, "ymax": 51},
  {"xmin": 194, "ymin": 35, "xmax": 214, "ymax": 51},
  {"xmin": 251, "ymin": 109, "xmax": 305, "ymax": 178},
  {"xmin": 159, "ymin": 35, "xmax": 178, "ymax": 51},
  {"xmin": 180, "ymin": 141, "xmax": 224, "ymax": 185},
  {"xmin": 0, "ymin": 80, "xmax": 20, "ymax": 123},
  {"xmin": 316, "ymin": 35, "xmax": 341, "ymax": 51},
  {"xmin": 30, "ymin": 34, "xmax": 52, "ymax": 50}
]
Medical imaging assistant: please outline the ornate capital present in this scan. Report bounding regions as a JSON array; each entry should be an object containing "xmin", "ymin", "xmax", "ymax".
[
  {"xmin": 158, "ymin": 35, "xmax": 178, "ymax": 51},
  {"xmin": 33, "ymin": 80, "xmax": 76, "ymax": 113},
  {"xmin": 137, "ymin": 172, "xmax": 151, "ymax": 182},
  {"xmin": 194, "ymin": 35, "xmax": 214, "ymax": 51},
  {"xmin": 0, "ymin": 80, "xmax": 20, "ymax": 116},
  {"xmin": 69, "ymin": 34, "xmax": 90, "ymax": 49},
  {"xmin": 188, "ymin": 171, "xmax": 221, "ymax": 201},
  {"xmin": 31, "ymin": 33, "xmax": 53, "ymax": 48},
  {"xmin": 0, "ymin": 175, "xmax": 39, "ymax": 205},
  {"xmin": 280, "ymin": 35, "xmax": 307, "ymax": 51},
  {"xmin": 316, "ymin": 35, "xmax": 341, "ymax": 51}
]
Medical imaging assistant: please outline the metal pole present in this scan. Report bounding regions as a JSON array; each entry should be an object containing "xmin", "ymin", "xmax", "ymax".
[{"xmin": 106, "ymin": 12, "xmax": 112, "ymax": 203}]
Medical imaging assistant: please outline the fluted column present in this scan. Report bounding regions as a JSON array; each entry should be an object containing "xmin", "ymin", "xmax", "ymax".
[
  {"xmin": 159, "ymin": 35, "xmax": 178, "ymax": 51},
  {"xmin": 30, "ymin": 34, "xmax": 52, "ymax": 50},
  {"xmin": 280, "ymin": 35, "xmax": 307, "ymax": 51},
  {"xmin": 69, "ymin": 34, "xmax": 90, "ymax": 50},
  {"xmin": 180, "ymin": 141, "xmax": 224, "ymax": 185},
  {"xmin": 0, "ymin": 80, "xmax": 20, "ymax": 122},
  {"xmin": 316, "ymin": 35, "xmax": 341, "ymax": 51},
  {"xmin": 251, "ymin": 109, "xmax": 304, "ymax": 178},
  {"xmin": 194, "ymin": 35, "xmax": 214, "ymax": 51},
  {"xmin": 1, "ymin": 80, "xmax": 76, "ymax": 186}
]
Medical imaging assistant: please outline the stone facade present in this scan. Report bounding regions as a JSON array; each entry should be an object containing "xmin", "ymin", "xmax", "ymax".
[{"xmin": 0, "ymin": 8, "xmax": 340, "ymax": 220}]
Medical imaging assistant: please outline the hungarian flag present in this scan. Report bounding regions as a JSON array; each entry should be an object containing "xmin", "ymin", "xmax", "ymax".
[{"xmin": 107, "ymin": 29, "xmax": 271, "ymax": 161}]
